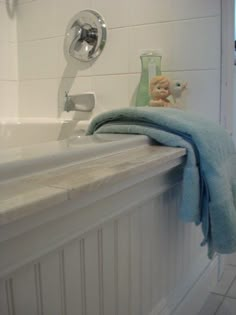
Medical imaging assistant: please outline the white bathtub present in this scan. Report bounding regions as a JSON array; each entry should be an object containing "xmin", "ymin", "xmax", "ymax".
[
  {"xmin": 0, "ymin": 118, "xmax": 76, "ymax": 149},
  {"xmin": 0, "ymin": 133, "xmax": 150, "ymax": 182}
]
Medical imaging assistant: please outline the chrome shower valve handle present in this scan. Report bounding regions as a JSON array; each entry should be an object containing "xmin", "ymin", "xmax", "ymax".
[{"xmin": 66, "ymin": 10, "xmax": 107, "ymax": 62}]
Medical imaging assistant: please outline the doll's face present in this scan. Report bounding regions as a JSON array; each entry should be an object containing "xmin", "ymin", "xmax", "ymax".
[{"xmin": 151, "ymin": 81, "xmax": 170, "ymax": 99}]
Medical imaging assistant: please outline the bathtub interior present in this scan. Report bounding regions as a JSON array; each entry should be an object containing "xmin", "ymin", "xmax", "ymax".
[{"xmin": 0, "ymin": 118, "xmax": 77, "ymax": 149}]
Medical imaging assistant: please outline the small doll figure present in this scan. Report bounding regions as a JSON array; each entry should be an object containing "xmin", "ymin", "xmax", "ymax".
[{"xmin": 149, "ymin": 76, "xmax": 171, "ymax": 107}]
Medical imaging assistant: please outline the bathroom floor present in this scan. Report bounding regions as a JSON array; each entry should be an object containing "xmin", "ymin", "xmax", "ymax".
[{"xmin": 198, "ymin": 254, "xmax": 236, "ymax": 314}]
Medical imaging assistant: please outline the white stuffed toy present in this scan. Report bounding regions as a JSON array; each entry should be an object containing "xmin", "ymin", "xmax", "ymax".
[{"xmin": 169, "ymin": 80, "xmax": 187, "ymax": 108}]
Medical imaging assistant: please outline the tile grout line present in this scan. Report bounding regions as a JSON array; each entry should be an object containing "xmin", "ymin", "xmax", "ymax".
[
  {"xmin": 211, "ymin": 292, "xmax": 226, "ymax": 297},
  {"xmin": 18, "ymin": 68, "xmax": 219, "ymax": 82},
  {"xmin": 224, "ymin": 272, "xmax": 236, "ymax": 297},
  {"xmin": 16, "ymin": 14, "xmax": 220, "ymax": 43},
  {"xmin": 213, "ymin": 295, "xmax": 225, "ymax": 315},
  {"xmin": 213, "ymin": 295, "xmax": 236, "ymax": 315},
  {"xmin": 213, "ymin": 271, "xmax": 236, "ymax": 315}
]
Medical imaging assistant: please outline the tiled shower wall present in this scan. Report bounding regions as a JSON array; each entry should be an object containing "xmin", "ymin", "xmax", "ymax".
[
  {"xmin": 0, "ymin": 1, "xmax": 18, "ymax": 117},
  {"xmin": 5, "ymin": 0, "xmax": 222, "ymax": 120}
]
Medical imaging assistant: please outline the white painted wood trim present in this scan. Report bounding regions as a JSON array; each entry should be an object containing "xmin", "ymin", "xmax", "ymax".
[{"xmin": 220, "ymin": 0, "xmax": 235, "ymax": 131}]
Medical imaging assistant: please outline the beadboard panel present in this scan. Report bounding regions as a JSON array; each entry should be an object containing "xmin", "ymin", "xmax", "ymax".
[
  {"xmin": 11, "ymin": 265, "xmax": 38, "ymax": 315},
  {"xmin": 63, "ymin": 241, "xmax": 83, "ymax": 315},
  {"xmin": 0, "ymin": 184, "xmax": 209, "ymax": 315}
]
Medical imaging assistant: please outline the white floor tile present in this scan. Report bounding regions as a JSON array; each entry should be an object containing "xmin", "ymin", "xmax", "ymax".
[
  {"xmin": 216, "ymin": 297, "xmax": 236, "ymax": 315},
  {"xmin": 198, "ymin": 294, "xmax": 223, "ymax": 315},
  {"xmin": 227, "ymin": 277, "xmax": 236, "ymax": 298},
  {"xmin": 226, "ymin": 254, "xmax": 236, "ymax": 266},
  {"xmin": 211, "ymin": 266, "xmax": 236, "ymax": 295}
]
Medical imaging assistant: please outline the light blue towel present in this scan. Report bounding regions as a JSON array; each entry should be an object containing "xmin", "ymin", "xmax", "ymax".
[{"xmin": 87, "ymin": 107, "xmax": 236, "ymax": 258}]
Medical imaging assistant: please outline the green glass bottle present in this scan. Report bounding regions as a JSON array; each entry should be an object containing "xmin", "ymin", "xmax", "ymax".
[{"xmin": 135, "ymin": 51, "xmax": 162, "ymax": 107}]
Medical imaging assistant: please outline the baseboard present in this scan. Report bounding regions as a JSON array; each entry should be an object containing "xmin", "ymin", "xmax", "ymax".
[{"xmin": 150, "ymin": 255, "xmax": 219, "ymax": 315}]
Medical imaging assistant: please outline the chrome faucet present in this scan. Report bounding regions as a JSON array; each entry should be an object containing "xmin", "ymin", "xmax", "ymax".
[{"xmin": 64, "ymin": 91, "xmax": 95, "ymax": 112}]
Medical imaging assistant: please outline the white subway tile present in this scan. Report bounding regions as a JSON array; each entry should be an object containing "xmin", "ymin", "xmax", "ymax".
[
  {"xmin": 12, "ymin": 0, "xmax": 223, "ymax": 119},
  {"xmin": 129, "ymin": 17, "xmax": 220, "ymax": 73},
  {"xmin": 128, "ymin": 0, "xmax": 220, "ymax": 26},
  {"xmin": 0, "ymin": 2, "xmax": 17, "ymax": 42},
  {"xmin": 62, "ymin": 76, "xmax": 92, "ymax": 94},
  {"xmin": 18, "ymin": 37, "xmax": 60, "ymax": 80},
  {"xmin": 165, "ymin": 70, "xmax": 221, "ymax": 123},
  {"xmin": 0, "ymin": 42, "xmax": 10, "ymax": 80},
  {"xmin": 0, "ymin": 3, "xmax": 8, "ymax": 42},
  {"xmin": 55, "ymin": 0, "xmax": 90, "ymax": 37},
  {"xmin": 91, "ymin": 28, "xmax": 129, "ymax": 76},
  {"xmin": 8, "ymin": 10, "xmax": 17, "ymax": 43},
  {"xmin": 128, "ymin": 0, "xmax": 171, "ymax": 26},
  {"xmin": 17, "ymin": 0, "xmax": 36, "ymax": 4},
  {"xmin": 91, "ymin": 75, "xmax": 129, "ymax": 116},
  {"xmin": 0, "ymin": 42, "xmax": 17, "ymax": 80},
  {"xmin": 169, "ymin": 0, "xmax": 221, "ymax": 20},
  {"xmin": 169, "ymin": 17, "xmax": 220, "ymax": 71},
  {"xmin": 9, "ymin": 43, "xmax": 18, "ymax": 80},
  {"xmin": 0, "ymin": 81, "xmax": 18, "ymax": 117},
  {"xmin": 19, "ymin": 79, "xmax": 58, "ymax": 117},
  {"xmin": 17, "ymin": 0, "xmax": 57, "ymax": 41},
  {"xmin": 91, "ymin": 0, "xmax": 130, "ymax": 28}
]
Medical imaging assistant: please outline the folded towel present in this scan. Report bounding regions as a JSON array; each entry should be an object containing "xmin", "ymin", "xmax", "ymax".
[{"xmin": 87, "ymin": 107, "xmax": 236, "ymax": 258}]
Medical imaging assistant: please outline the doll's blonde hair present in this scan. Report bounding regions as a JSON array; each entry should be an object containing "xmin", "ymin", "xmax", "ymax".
[{"xmin": 149, "ymin": 76, "xmax": 170, "ymax": 95}]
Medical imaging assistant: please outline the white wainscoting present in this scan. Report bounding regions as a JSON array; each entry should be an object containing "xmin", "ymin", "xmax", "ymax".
[{"xmin": 0, "ymin": 175, "xmax": 218, "ymax": 315}]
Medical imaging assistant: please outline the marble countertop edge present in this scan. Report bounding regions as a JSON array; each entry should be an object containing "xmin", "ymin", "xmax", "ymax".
[{"xmin": 0, "ymin": 145, "xmax": 186, "ymax": 226}]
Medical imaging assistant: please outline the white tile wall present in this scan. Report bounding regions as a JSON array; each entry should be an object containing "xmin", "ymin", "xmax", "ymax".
[
  {"xmin": 91, "ymin": 28, "xmax": 130, "ymax": 76},
  {"xmin": 55, "ymin": 0, "xmax": 89, "ymax": 37},
  {"xmin": 19, "ymin": 79, "xmax": 58, "ymax": 117},
  {"xmin": 18, "ymin": 38, "xmax": 60, "ymax": 80},
  {"xmin": 128, "ymin": 0, "xmax": 221, "ymax": 26},
  {"xmin": 0, "ymin": 81, "xmax": 18, "ymax": 117},
  {"xmin": 90, "ymin": 0, "xmax": 130, "ymax": 29},
  {"xmin": 14, "ymin": 0, "xmax": 221, "ymax": 119},
  {"xmin": 0, "ymin": 1, "xmax": 18, "ymax": 118},
  {"xmin": 17, "ymin": 0, "xmax": 57, "ymax": 41},
  {"xmin": 92, "ymin": 75, "xmax": 130, "ymax": 115},
  {"xmin": 0, "ymin": 43, "xmax": 18, "ymax": 81},
  {"xmin": 128, "ymin": 17, "xmax": 220, "ymax": 73},
  {"xmin": 166, "ymin": 69, "xmax": 221, "ymax": 122},
  {"xmin": 0, "ymin": 2, "xmax": 17, "ymax": 42}
]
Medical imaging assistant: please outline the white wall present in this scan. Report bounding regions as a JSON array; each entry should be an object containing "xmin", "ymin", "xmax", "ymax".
[
  {"xmin": 0, "ymin": 0, "xmax": 18, "ymax": 117},
  {"xmin": 16, "ymin": 0, "xmax": 221, "ymax": 120}
]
